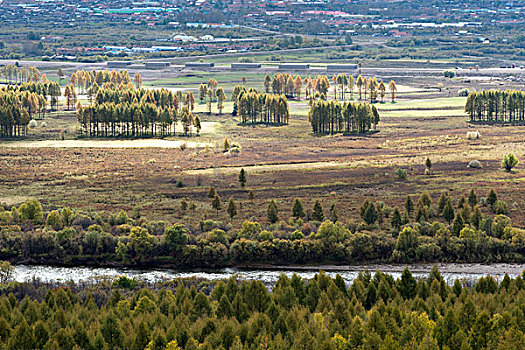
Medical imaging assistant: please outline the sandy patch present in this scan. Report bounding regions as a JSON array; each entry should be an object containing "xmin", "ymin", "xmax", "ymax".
[{"xmin": 1, "ymin": 139, "xmax": 212, "ymax": 148}]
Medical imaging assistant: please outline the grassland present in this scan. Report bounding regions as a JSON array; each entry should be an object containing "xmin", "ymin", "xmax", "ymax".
[{"xmin": 1, "ymin": 64, "xmax": 524, "ymax": 231}]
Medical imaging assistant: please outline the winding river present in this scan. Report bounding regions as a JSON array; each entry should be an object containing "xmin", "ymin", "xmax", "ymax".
[{"xmin": 12, "ymin": 263, "xmax": 525, "ymax": 286}]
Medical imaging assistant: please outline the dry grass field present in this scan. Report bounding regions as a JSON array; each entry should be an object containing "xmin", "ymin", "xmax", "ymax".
[{"xmin": 1, "ymin": 70, "xmax": 524, "ymax": 229}]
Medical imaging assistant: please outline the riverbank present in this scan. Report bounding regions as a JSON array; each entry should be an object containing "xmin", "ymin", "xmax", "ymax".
[{"xmin": 10, "ymin": 263, "xmax": 525, "ymax": 285}]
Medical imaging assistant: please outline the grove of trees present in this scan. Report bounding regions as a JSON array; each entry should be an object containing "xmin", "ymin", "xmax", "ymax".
[
  {"xmin": 466, "ymin": 90, "xmax": 525, "ymax": 123},
  {"xmin": 309, "ymin": 100, "xmax": 380, "ymax": 134},
  {"xmin": 265, "ymin": 73, "xmax": 397, "ymax": 103},
  {"xmin": 0, "ymin": 82, "xmax": 61, "ymax": 137},
  {"xmin": 77, "ymin": 85, "xmax": 201, "ymax": 137}
]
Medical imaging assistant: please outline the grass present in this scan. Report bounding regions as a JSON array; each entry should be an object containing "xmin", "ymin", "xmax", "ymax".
[{"xmin": 2, "ymin": 63, "xmax": 525, "ymax": 229}]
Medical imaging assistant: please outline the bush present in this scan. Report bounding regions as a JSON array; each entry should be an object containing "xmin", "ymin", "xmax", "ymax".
[
  {"xmin": 396, "ymin": 168, "xmax": 407, "ymax": 180},
  {"xmin": 466, "ymin": 131, "xmax": 480, "ymax": 140},
  {"xmin": 468, "ymin": 160, "xmax": 483, "ymax": 169},
  {"xmin": 493, "ymin": 200, "xmax": 508, "ymax": 215},
  {"xmin": 41, "ymin": 121, "xmax": 47, "ymax": 128},
  {"xmin": 502, "ymin": 153, "xmax": 518, "ymax": 172},
  {"xmin": 458, "ymin": 88, "xmax": 469, "ymax": 96},
  {"xmin": 29, "ymin": 120, "xmax": 37, "ymax": 128},
  {"xmin": 443, "ymin": 70, "xmax": 455, "ymax": 78}
]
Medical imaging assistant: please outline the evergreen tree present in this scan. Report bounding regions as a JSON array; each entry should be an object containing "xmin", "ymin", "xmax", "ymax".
[
  {"xmin": 329, "ymin": 203, "xmax": 338, "ymax": 222},
  {"xmin": 391, "ymin": 206, "xmax": 402, "ymax": 231},
  {"xmin": 267, "ymin": 200, "xmax": 279, "ymax": 224},
  {"xmin": 487, "ymin": 189, "xmax": 497, "ymax": 207},
  {"xmin": 227, "ymin": 197, "xmax": 237, "ymax": 220},
  {"xmin": 238, "ymin": 168, "xmax": 246, "ymax": 188},
  {"xmin": 292, "ymin": 199, "xmax": 305, "ymax": 218},
  {"xmin": 468, "ymin": 189, "xmax": 477, "ymax": 208},
  {"xmin": 438, "ymin": 192, "xmax": 448, "ymax": 214},
  {"xmin": 405, "ymin": 195, "xmax": 414, "ymax": 215},
  {"xmin": 363, "ymin": 202, "xmax": 378, "ymax": 225},
  {"xmin": 312, "ymin": 200, "xmax": 324, "ymax": 221},
  {"xmin": 212, "ymin": 194, "xmax": 222, "ymax": 215},
  {"xmin": 425, "ymin": 157, "xmax": 432, "ymax": 173},
  {"xmin": 443, "ymin": 199, "xmax": 455, "ymax": 224}
]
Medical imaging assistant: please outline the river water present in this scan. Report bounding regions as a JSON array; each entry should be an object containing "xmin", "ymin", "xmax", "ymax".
[{"xmin": 12, "ymin": 263, "xmax": 525, "ymax": 286}]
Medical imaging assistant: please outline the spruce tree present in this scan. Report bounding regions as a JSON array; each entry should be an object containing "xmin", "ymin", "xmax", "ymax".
[
  {"xmin": 405, "ymin": 195, "xmax": 414, "ymax": 215},
  {"xmin": 292, "ymin": 199, "xmax": 305, "ymax": 218},
  {"xmin": 452, "ymin": 213, "xmax": 465, "ymax": 236},
  {"xmin": 438, "ymin": 192, "xmax": 448, "ymax": 214},
  {"xmin": 468, "ymin": 189, "xmax": 477, "ymax": 208},
  {"xmin": 238, "ymin": 168, "xmax": 246, "ymax": 188},
  {"xmin": 425, "ymin": 157, "xmax": 432, "ymax": 173},
  {"xmin": 391, "ymin": 206, "xmax": 402, "ymax": 231},
  {"xmin": 312, "ymin": 200, "xmax": 324, "ymax": 221},
  {"xmin": 330, "ymin": 203, "xmax": 338, "ymax": 222},
  {"xmin": 212, "ymin": 194, "xmax": 222, "ymax": 215},
  {"xmin": 363, "ymin": 202, "xmax": 378, "ymax": 225},
  {"xmin": 227, "ymin": 197, "xmax": 237, "ymax": 219},
  {"xmin": 487, "ymin": 189, "xmax": 497, "ymax": 207},
  {"xmin": 443, "ymin": 199, "xmax": 455, "ymax": 224},
  {"xmin": 267, "ymin": 200, "xmax": 279, "ymax": 224}
]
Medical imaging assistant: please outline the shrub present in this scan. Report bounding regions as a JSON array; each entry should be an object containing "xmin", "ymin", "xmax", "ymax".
[
  {"xmin": 41, "ymin": 121, "xmax": 47, "ymax": 128},
  {"xmin": 443, "ymin": 70, "xmax": 455, "ymax": 78},
  {"xmin": 29, "ymin": 120, "xmax": 37, "ymax": 128},
  {"xmin": 458, "ymin": 88, "xmax": 469, "ymax": 96},
  {"xmin": 468, "ymin": 160, "xmax": 483, "ymax": 169},
  {"xmin": 493, "ymin": 200, "xmax": 508, "ymax": 215},
  {"xmin": 466, "ymin": 131, "xmax": 480, "ymax": 140},
  {"xmin": 396, "ymin": 168, "xmax": 407, "ymax": 180},
  {"xmin": 502, "ymin": 153, "xmax": 518, "ymax": 172}
]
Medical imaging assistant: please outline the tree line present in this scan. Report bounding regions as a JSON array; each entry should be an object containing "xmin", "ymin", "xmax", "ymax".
[
  {"xmin": 1, "ymin": 64, "xmax": 42, "ymax": 84},
  {"xmin": 264, "ymin": 73, "xmax": 398, "ymax": 102},
  {"xmin": 68, "ymin": 69, "xmax": 134, "ymax": 93},
  {"xmin": 309, "ymin": 99, "xmax": 379, "ymax": 134},
  {"xmin": 0, "ymin": 188, "xmax": 524, "ymax": 267},
  {"xmin": 76, "ymin": 85, "xmax": 201, "ymax": 137},
  {"xmin": 0, "ymin": 264, "xmax": 523, "ymax": 349},
  {"xmin": 466, "ymin": 90, "xmax": 525, "ymax": 123}
]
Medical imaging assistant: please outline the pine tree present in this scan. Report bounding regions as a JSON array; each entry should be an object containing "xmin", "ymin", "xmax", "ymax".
[
  {"xmin": 443, "ymin": 199, "xmax": 455, "ymax": 224},
  {"xmin": 292, "ymin": 199, "xmax": 305, "ymax": 218},
  {"xmin": 238, "ymin": 168, "xmax": 246, "ymax": 188},
  {"xmin": 487, "ymin": 189, "xmax": 497, "ymax": 207},
  {"xmin": 405, "ymin": 195, "xmax": 414, "ymax": 215},
  {"xmin": 207, "ymin": 187, "xmax": 216, "ymax": 198},
  {"xmin": 330, "ymin": 203, "xmax": 338, "ymax": 222},
  {"xmin": 438, "ymin": 192, "xmax": 448, "ymax": 214},
  {"xmin": 312, "ymin": 200, "xmax": 324, "ymax": 221},
  {"xmin": 452, "ymin": 213, "xmax": 465, "ymax": 235},
  {"xmin": 391, "ymin": 206, "xmax": 402, "ymax": 231},
  {"xmin": 248, "ymin": 190, "xmax": 255, "ymax": 201},
  {"xmin": 468, "ymin": 189, "xmax": 477, "ymax": 208},
  {"xmin": 227, "ymin": 197, "xmax": 237, "ymax": 220},
  {"xmin": 212, "ymin": 194, "xmax": 222, "ymax": 215},
  {"xmin": 425, "ymin": 157, "xmax": 432, "ymax": 174},
  {"xmin": 267, "ymin": 200, "xmax": 279, "ymax": 224},
  {"xmin": 470, "ymin": 206, "xmax": 483, "ymax": 229},
  {"xmin": 363, "ymin": 202, "xmax": 378, "ymax": 225}
]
